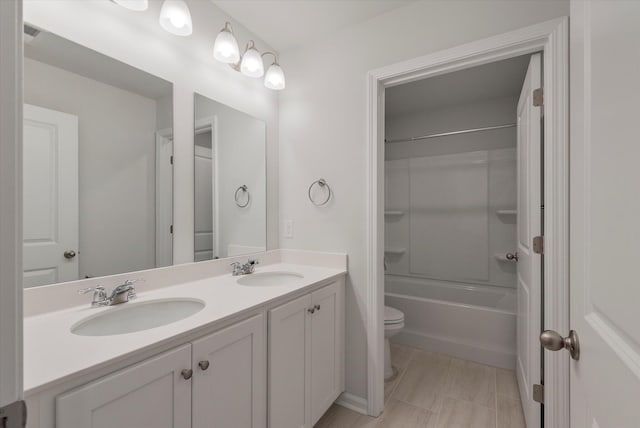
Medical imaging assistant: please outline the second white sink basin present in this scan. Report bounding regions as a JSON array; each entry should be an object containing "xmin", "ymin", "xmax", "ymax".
[
  {"xmin": 71, "ymin": 298, "xmax": 205, "ymax": 336},
  {"xmin": 236, "ymin": 271, "xmax": 304, "ymax": 287}
]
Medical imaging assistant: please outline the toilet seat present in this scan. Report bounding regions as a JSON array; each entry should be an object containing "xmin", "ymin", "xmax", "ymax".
[{"xmin": 384, "ymin": 306, "xmax": 404, "ymax": 325}]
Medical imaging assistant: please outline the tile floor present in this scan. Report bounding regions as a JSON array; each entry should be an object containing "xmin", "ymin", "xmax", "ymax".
[{"xmin": 314, "ymin": 344, "xmax": 526, "ymax": 428}]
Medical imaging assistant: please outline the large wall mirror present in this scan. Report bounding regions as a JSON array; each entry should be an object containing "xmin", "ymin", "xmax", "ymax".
[
  {"xmin": 194, "ymin": 94, "xmax": 266, "ymax": 261},
  {"xmin": 23, "ymin": 24, "xmax": 174, "ymax": 287}
]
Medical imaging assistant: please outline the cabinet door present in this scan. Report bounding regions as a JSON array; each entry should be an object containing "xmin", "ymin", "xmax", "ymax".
[
  {"xmin": 269, "ymin": 293, "xmax": 312, "ymax": 428},
  {"xmin": 310, "ymin": 280, "xmax": 345, "ymax": 426},
  {"xmin": 192, "ymin": 314, "xmax": 266, "ymax": 428},
  {"xmin": 56, "ymin": 345, "xmax": 191, "ymax": 428}
]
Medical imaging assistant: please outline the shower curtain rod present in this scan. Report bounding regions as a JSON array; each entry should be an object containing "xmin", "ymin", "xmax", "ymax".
[{"xmin": 384, "ymin": 123, "xmax": 516, "ymax": 144}]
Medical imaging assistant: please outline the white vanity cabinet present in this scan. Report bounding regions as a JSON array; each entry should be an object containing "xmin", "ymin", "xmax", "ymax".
[
  {"xmin": 56, "ymin": 344, "xmax": 192, "ymax": 428},
  {"xmin": 55, "ymin": 314, "xmax": 266, "ymax": 428},
  {"xmin": 192, "ymin": 314, "xmax": 266, "ymax": 428},
  {"xmin": 269, "ymin": 279, "xmax": 345, "ymax": 428}
]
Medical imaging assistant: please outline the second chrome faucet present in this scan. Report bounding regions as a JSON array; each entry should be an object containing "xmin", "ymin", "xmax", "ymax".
[{"xmin": 230, "ymin": 259, "xmax": 259, "ymax": 276}]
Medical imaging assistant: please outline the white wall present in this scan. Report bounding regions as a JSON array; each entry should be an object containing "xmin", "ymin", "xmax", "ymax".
[
  {"xmin": 24, "ymin": 0, "xmax": 279, "ymax": 265},
  {"xmin": 278, "ymin": 0, "xmax": 569, "ymax": 402},
  {"xmin": 24, "ymin": 58, "xmax": 159, "ymax": 279}
]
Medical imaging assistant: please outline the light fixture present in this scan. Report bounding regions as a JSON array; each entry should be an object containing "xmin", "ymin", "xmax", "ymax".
[
  {"xmin": 112, "ymin": 0, "xmax": 148, "ymax": 11},
  {"xmin": 159, "ymin": 0, "xmax": 193, "ymax": 36},
  {"xmin": 240, "ymin": 41, "xmax": 264, "ymax": 78},
  {"xmin": 211, "ymin": 24, "xmax": 286, "ymax": 90},
  {"xmin": 213, "ymin": 22, "xmax": 240, "ymax": 64},
  {"xmin": 263, "ymin": 53, "xmax": 285, "ymax": 90}
]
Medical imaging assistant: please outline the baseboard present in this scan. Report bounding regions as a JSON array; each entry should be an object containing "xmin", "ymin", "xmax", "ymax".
[
  {"xmin": 394, "ymin": 329, "xmax": 516, "ymax": 369},
  {"xmin": 335, "ymin": 392, "xmax": 368, "ymax": 415}
]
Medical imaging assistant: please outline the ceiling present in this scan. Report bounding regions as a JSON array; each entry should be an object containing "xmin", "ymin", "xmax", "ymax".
[
  {"xmin": 24, "ymin": 26, "xmax": 172, "ymax": 100},
  {"xmin": 211, "ymin": 0, "xmax": 414, "ymax": 52},
  {"xmin": 385, "ymin": 55, "xmax": 532, "ymax": 118}
]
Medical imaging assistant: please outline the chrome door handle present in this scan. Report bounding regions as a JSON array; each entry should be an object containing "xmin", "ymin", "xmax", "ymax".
[
  {"xmin": 506, "ymin": 252, "xmax": 519, "ymax": 262},
  {"xmin": 64, "ymin": 250, "xmax": 76, "ymax": 259},
  {"xmin": 540, "ymin": 330, "xmax": 580, "ymax": 361}
]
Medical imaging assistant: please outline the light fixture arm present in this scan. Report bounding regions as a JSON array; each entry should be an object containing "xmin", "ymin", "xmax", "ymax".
[{"xmin": 261, "ymin": 51, "xmax": 279, "ymax": 65}]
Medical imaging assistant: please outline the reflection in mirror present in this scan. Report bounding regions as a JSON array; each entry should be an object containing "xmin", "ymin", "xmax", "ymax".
[
  {"xmin": 194, "ymin": 94, "xmax": 266, "ymax": 262},
  {"xmin": 23, "ymin": 24, "xmax": 174, "ymax": 288}
]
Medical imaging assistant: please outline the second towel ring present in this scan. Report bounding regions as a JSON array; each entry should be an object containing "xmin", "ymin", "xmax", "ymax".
[
  {"xmin": 308, "ymin": 179, "xmax": 332, "ymax": 206},
  {"xmin": 235, "ymin": 185, "xmax": 250, "ymax": 208}
]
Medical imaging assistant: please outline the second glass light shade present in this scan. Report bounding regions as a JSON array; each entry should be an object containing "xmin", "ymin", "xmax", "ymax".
[
  {"xmin": 213, "ymin": 23, "xmax": 240, "ymax": 64},
  {"xmin": 159, "ymin": 0, "xmax": 193, "ymax": 36}
]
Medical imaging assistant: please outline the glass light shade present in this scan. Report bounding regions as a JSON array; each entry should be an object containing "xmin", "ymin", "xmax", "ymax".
[
  {"xmin": 159, "ymin": 0, "xmax": 193, "ymax": 36},
  {"xmin": 213, "ymin": 28, "xmax": 240, "ymax": 64},
  {"xmin": 112, "ymin": 0, "xmax": 148, "ymax": 11},
  {"xmin": 240, "ymin": 46, "xmax": 264, "ymax": 78},
  {"xmin": 264, "ymin": 63, "xmax": 285, "ymax": 90}
]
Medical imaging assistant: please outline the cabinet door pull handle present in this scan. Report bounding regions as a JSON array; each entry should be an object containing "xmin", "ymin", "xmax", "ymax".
[
  {"xmin": 181, "ymin": 369, "xmax": 193, "ymax": 380},
  {"xmin": 314, "ymin": 304, "xmax": 321, "ymax": 311},
  {"xmin": 198, "ymin": 360, "xmax": 210, "ymax": 371},
  {"xmin": 307, "ymin": 307, "xmax": 315, "ymax": 314}
]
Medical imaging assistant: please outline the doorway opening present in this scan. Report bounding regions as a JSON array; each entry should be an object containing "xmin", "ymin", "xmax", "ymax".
[
  {"xmin": 382, "ymin": 53, "xmax": 540, "ymax": 427},
  {"xmin": 365, "ymin": 18, "xmax": 569, "ymax": 428}
]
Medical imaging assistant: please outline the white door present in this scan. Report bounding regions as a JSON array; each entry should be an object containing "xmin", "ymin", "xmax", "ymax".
[
  {"xmin": 310, "ymin": 281, "xmax": 345, "ymax": 426},
  {"xmin": 569, "ymin": 1, "xmax": 640, "ymax": 427},
  {"xmin": 269, "ymin": 293, "xmax": 312, "ymax": 428},
  {"xmin": 23, "ymin": 104, "xmax": 78, "ymax": 287},
  {"xmin": 0, "ymin": 0, "xmax": 24, "ymax": 419},
  {"xmin": 56, "ymin": 345, "xmax": 192, "ymax": 427},
  {"xmin": 515, "ymin": 53, "xmax": 542, "ymax": 428},
  {"xmin": 192, "ymin": 314, "xmax": 266, "ymax": 428}
]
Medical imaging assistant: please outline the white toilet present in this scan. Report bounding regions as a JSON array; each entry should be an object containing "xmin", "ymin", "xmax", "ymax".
[{"xmin": 384, "ymin": 305, "xmax": 405, "ymax": 380}]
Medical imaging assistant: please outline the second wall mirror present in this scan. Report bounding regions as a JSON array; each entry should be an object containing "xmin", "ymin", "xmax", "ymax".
[{"xmin": 194, "ymin": 94, "xmax": 266, "ymax": 261}]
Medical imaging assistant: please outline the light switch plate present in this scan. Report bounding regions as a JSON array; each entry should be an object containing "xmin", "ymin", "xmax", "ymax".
[{"xmin": 284, "ymin": 220, "xmax": 294, "ymax": 239}]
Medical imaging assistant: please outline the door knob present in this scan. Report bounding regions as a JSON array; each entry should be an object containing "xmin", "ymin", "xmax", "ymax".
[
  {"xmin": 198, "ymin": 360, "xmax": 210, "ymax": 371},
  {"xmin": 540, "ymin": 330, "xmax": 580, "ymax": 361},
  {"xmin": 64, "ymin": 250, "xmax": 76, "ymax": 259},
  {"xmin": 506, "ymin": 252, "xmax": 519, "ymax": 262},
  {"xmin": 181, "ymin": 369, "xmax": 193, "ymax": 380}
]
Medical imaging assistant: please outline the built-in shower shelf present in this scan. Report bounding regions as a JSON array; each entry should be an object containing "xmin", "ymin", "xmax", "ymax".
[
  {"xmin": 496, "ymin": 209, "xmax": 517, "ymax": 216},
  {"xmin": 384, "ymin": 248, "xmax": 406, "ymax": 255},
  {"xmin": 385, "ymin": 211, "xmax": 406, "ymax": 217}
]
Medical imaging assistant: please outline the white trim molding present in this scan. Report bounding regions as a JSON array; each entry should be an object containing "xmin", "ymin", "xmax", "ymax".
[
  {"xmin": 365, "ymin": 17, "xmax": 570, "ymax": 427},
  {"xmin": 0, "ymin": 0, "xmax": 24, "ymax": 406}
]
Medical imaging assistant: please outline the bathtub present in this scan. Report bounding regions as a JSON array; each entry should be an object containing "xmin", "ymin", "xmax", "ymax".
[{"xmin": 385, "ymin": 274, "xmax": 516, "ymax": 369}]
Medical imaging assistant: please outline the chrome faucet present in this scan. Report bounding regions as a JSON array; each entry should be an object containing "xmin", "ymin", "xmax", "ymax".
[
  {"xmin": 78, "ymin": 279, "xmax": 143, "ymax": 307},
  {"xmin": 230, "ymin": 259, "xmax": 259, "ymax": 276}
]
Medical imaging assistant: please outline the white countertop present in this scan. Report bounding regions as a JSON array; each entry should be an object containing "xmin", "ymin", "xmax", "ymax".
[{"xmin": 24, "ymin": 260, "xmax": 346, "ymax": 395}]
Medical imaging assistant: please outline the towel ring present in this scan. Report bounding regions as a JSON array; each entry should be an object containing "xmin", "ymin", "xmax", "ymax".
[
  {"xmin": 235, "ymin": 185, "xmax": 250, "ymax": 208},
  {"xmin": 308, "ymin": 179, "xmax": 332, "ymax": 206}
]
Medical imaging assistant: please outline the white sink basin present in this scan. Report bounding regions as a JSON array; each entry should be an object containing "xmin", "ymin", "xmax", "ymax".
[
  {"xmin": 236, "ymin": 271, "xmax": 304, "ymax": 287},
  {"xmin": 71, "ymin": 298, "xmax": 205, "ymax": 336}
]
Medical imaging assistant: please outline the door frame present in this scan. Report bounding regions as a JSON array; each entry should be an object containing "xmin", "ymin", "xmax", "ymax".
[
  {"xmin": 155, "ymin": 127, "xmax": 174, "ymax": 267},
  {"xmin": 365, "ymin": 17, "xmax": 569, "ymax": 426},
  {"xmin": 194, "ymin": 116, "xmax": 220, "ymax": 259},
  {"xmin": 0, "ymin": 0, "xmax": 24, "ymax": 410}
]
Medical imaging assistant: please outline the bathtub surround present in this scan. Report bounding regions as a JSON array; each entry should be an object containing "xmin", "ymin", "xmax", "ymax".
[{"xmin": 279, "ymin": 0, "xmax": 568, "ymax": 410}]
